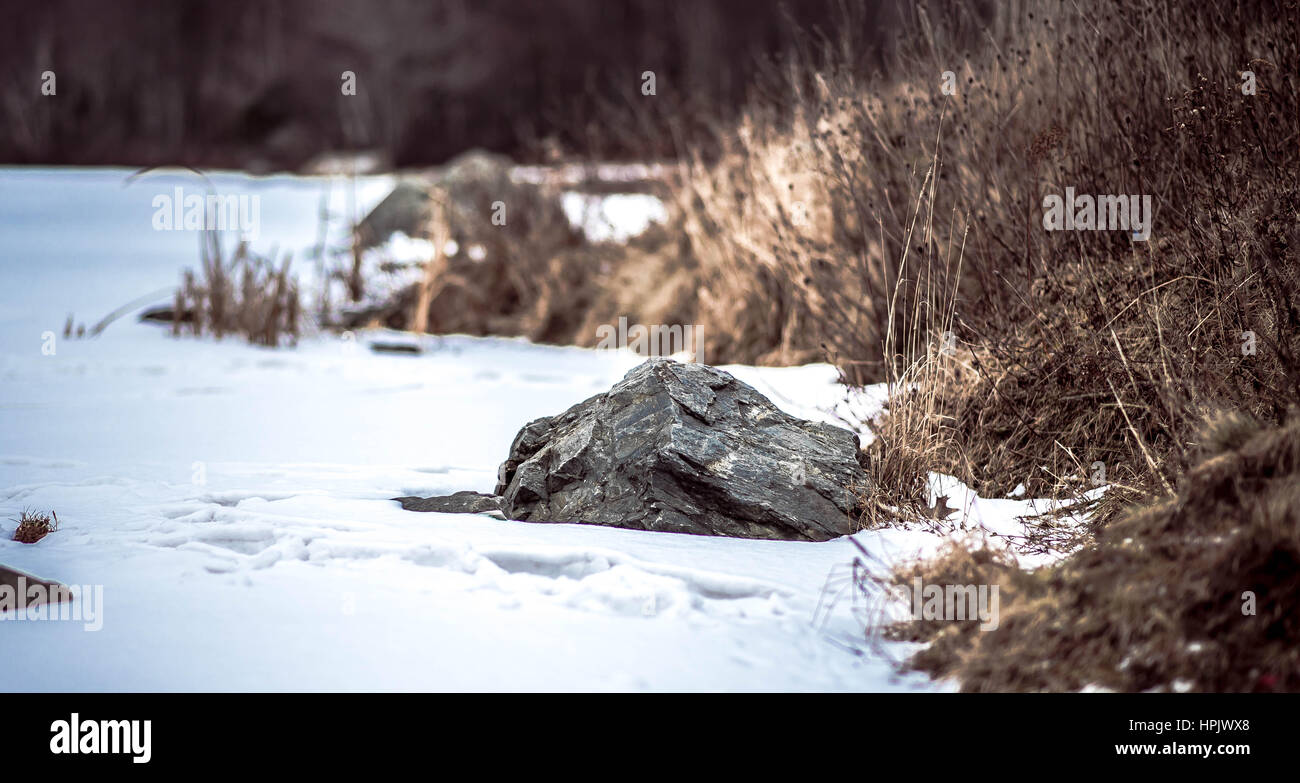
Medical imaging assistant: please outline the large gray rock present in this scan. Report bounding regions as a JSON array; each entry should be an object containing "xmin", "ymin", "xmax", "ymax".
[{"xmin": 494, "ymin": 359, "xmax": 868, "ymax": 540}]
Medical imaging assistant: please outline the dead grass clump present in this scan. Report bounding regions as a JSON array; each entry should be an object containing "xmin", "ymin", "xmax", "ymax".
[
  {"xmin": 933, "ymin": 191, "xmax": 1300, "ymax": 520},
  {"xmin": 856, "ymin": 399, "xmax": 937, "ymax": 527},
  {"xmin": 856, "ymin": 337, "xmax": 976, "ymax": 529},
  {"xmin": 879, "ymin": 542, "xmax": 1042, "ymax": 674},
  {"xmin": 571, "ymin": 222, "xmax": 699, "ymax": 351},
  {"xmin": 852, "ymin": 157, "xmax": 972, "ymax": 526},
  {"xmin": 417, "ymin": 155, "xmax": 586, "ymax": 343},
  {"xmin": 926, "ymin": 2, "xmax": 1300, "ymax": 514},
  {"xmin": 889, "ymin": 415, "xmax": 1300, "ymax": 692},
  {"xmin": 344, "ymin": 152, "xmax": 603, "ymax": 345},
  {"xmin": 346, "ymin": 164, "xmax": 713, "ymax": 361},
  {"xmin": 11, "ymin": 509, "xmax": 59, "ymax": 544},
  {"xmin": 174, "ymin": 230, "xmax": 300, "ymax": 348}
]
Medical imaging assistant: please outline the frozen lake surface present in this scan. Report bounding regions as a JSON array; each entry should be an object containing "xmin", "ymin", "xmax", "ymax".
[{"xmin": 0, "ymin": 168, "xmax": 1060, "ymax": 691}]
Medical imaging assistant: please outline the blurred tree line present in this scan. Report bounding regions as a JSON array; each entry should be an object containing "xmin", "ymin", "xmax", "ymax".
[{"xmin": 0, "ymin": 0, "xmax": 903, "ymax": 169}]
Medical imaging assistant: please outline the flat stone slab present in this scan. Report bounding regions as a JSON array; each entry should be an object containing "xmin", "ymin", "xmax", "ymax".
[{"xmin": 393, "ymin": 491, "xmax": 504, "ymax": 514}]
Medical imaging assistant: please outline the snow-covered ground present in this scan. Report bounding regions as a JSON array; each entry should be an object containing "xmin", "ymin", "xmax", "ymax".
[{"xmin": 0, "ymin": 168, "xmax": 1074, "ymax": 691}]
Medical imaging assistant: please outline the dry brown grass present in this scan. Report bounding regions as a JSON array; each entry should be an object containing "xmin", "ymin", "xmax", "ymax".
[
  {"xmin": 173, "ymin": 229, "xmax": 300, "ymax": 348},
  {"xmin": 675, "ymin": 0, "xmax": 1300, "ymax": 525},
  {"xmin": 344, "ymin": 168, "xmax": 714, "ymax": 361},
  {"xmin": 342, "ymin": 157, "xmax": 598, "ymax": 345},
  {"xmin": 875, "ymin": 541, "xmax": 1038, "ymax": 666},
  {"xmin": 879, "ymin": 414, "xmax": 1300, "ymax": 692},
  {"xmin": 855, "ymin": 170, "xmax": 973, "ymax": 529},
  {"xmin": 11, "ymin": 508, "xmax": 59, "ymax": 544},
  {"xmin": 569, "ymin": 222, "xmax": 701, "ymax": 353}
]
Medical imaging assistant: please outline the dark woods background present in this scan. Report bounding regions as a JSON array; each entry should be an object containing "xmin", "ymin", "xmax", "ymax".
[{"xmin": 0, "ymin": 0, "xmax": 971, "ymax": 170}]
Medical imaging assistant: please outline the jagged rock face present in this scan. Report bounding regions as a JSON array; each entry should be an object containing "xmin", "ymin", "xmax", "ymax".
[{"xmin": 494, "ymin": 359, "xmax": 868, "ymax": 541}]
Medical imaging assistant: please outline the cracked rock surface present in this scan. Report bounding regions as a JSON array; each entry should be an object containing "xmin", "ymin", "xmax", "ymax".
[{"xmin": 494, "ymin": 359, "xmax": 868, "ymax": 540}]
